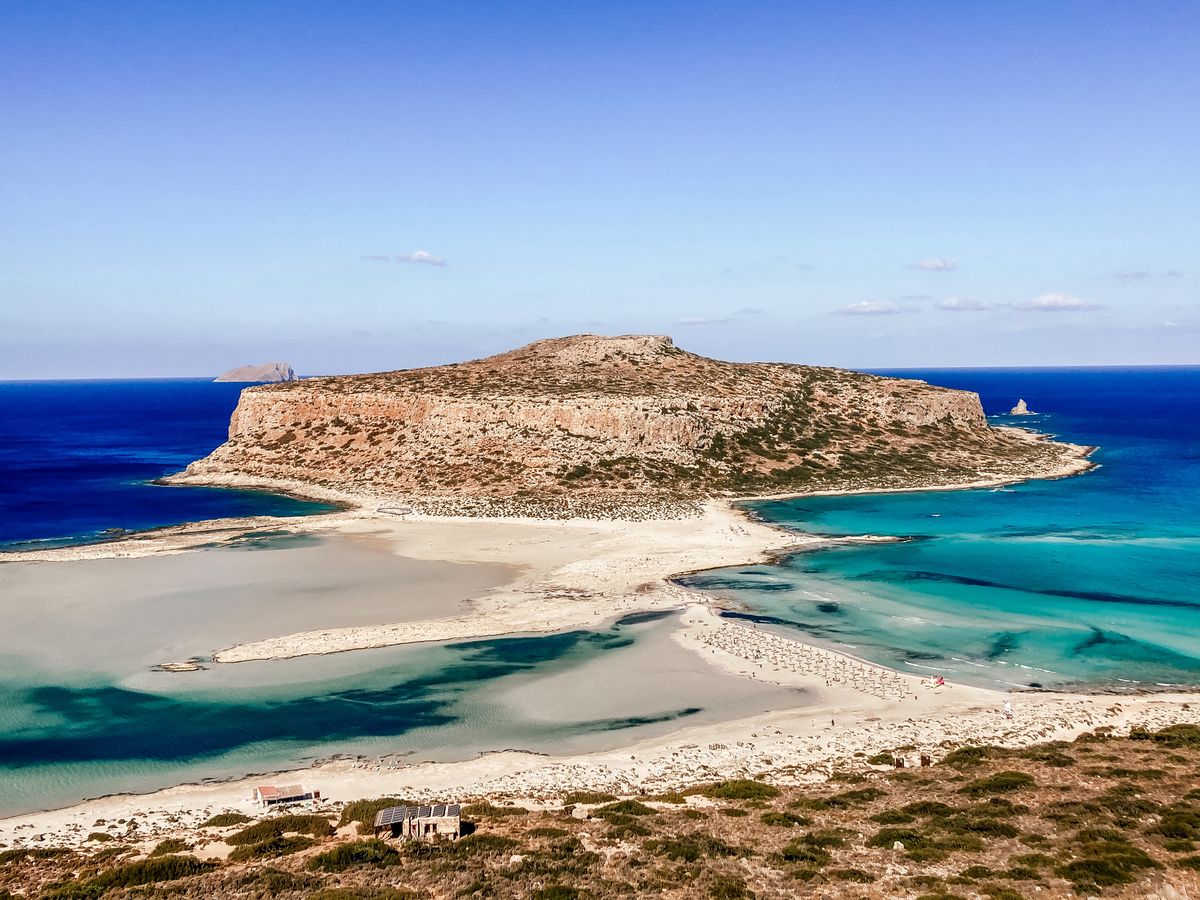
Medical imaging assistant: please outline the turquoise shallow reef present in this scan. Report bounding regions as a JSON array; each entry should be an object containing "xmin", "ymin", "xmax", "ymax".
[{"xmin": 681, "ymin": 367, "xmax": 1200, "ymax": 690}]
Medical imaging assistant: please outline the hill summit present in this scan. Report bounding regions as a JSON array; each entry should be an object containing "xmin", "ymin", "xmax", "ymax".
[{"xmin": 178, "ymin": 334, "xmax": 1088, "ymax": 515}]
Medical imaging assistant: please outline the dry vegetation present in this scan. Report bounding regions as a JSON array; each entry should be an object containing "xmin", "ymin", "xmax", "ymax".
[
  {"xmin": 8, "ymin": 725, "xmax": 1200, "ymax": 899},
  {"xmin": 182, "ymin": 335, "xmax": 1088, "ymax": 513}
]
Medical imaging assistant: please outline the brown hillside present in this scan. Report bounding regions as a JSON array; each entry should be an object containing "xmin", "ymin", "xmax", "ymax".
[{"xmin": 178, "ymin": 334, "xmax": 1087, "ymax": 513}]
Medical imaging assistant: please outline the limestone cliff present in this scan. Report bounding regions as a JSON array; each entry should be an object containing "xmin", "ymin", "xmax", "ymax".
[
  {"xmin": 180, "ymin": 335, "xmax": 1087, "ymax": 512},
  {"xmin": 214, "ymin": 362, "xmax": 297, "ymax": 383}
]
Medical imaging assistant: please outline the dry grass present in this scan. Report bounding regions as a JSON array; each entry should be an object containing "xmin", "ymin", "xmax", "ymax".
[{"xmin": 10, "ymin": 726, "xmax": 1200, "ymax": 899}]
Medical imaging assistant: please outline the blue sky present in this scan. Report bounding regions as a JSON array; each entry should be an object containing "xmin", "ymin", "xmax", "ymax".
[{"xmin": 2, "ymin": 1, "xmax": 1197, "ymax": 377}]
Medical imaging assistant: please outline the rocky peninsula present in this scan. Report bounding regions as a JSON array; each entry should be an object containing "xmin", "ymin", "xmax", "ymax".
[{"xmin": 176, "ymin": 334, "xmax": 1091, "ymax": 515}]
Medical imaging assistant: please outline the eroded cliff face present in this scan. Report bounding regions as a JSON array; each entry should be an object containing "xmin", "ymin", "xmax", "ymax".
[{"xmin": 180, "ymin": 334, "xmax": 1083, "ymax": 508}]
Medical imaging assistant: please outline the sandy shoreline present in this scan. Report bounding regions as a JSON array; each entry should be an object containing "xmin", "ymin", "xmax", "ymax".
[{"xmin": 5, "ymin": 435, "xmax": 1180, "ymax": 850}]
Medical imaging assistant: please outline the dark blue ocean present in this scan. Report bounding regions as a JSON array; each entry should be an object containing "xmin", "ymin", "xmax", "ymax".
[
  {"xmin": 0, "ymin": 380, "xmax": 333, "ymax": 548},
  {"xmin": 682, "ymin": 366, "xmax": 1200, "ymax": 690}
]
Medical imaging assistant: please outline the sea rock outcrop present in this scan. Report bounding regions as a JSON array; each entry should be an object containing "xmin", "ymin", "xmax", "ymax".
[
  {"xmin": 214, "ymin": 362, "xmax": 297, "ymax": 383},
  {"xmin": 1009, "ymin": 399, "xmax": 1035, "ymax": 415},
  {"xmin": 176, "ymin": 334, "xmax": 1088, "ymax": 513}
]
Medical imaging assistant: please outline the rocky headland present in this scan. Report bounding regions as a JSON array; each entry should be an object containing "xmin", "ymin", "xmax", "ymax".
[{"xmin": 176, "ymin": 334, "xmax": 1090, "ymax": 516}]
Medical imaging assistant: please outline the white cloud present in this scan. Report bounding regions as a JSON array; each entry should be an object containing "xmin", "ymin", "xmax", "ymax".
[
  {"xmin": 361, "ymin": 250, "xmax": 447, "ymax": 266},
  {"xmin": 935, "ymin": 297, "xmax": 1011, "ymax": 312},
  {"xmin": 1016, "ymin": 292, "xmax": 1102, "ymax": 312},
  {"xmin": 1115, "ymin": 269, "xmax": 1184, "ymax": 281},
  {"xmin": 837, "ymin": 300, "xmax": 908, "ymax": 316},
  {"xmin": 912, "ymin": 258, "xmax": 957, "ymax": 271},
  {"xmin": 396, "ymin": 250, "xmax": 446, "ymax": 266},
  {"xmin": 676, "ymin": 316, "xmax": 733, "ymax": 326}
]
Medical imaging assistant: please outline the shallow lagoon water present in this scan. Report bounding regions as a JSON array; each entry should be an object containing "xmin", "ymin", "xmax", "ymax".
[
  {"xmin": 0, "ymin": 539, "xmax": 800, "ymax": 817},
  {"xmin": 681, "ymin": 367, "xmax": 1200, "ymax": 691}
]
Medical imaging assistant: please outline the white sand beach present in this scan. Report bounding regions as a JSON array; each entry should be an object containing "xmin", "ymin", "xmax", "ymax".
[{"xmin": 1, "ymin": 485, "xmax": 1196, "ymax": 848}]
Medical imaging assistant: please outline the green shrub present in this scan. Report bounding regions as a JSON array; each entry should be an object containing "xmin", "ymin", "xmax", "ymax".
[
  {"xmin": 871, "ymin": 809, "xmax": 915, "ymax": 824},
  {"xmin": 942, "ymin": 746, "xmax": 994, "ymax": 769},
  {"xmin": 776, "ymin": 839, "xmax": 831, "ymax": 867},
  {"xmin": 827, "ymin": 787, "xmax": 886, "ymax": 807},
  {"xmin": 1130, "ymin": 724, "xmax": 1200, "ymax": 748},
  {"xmin": 959, "ymin": 772, "xmax": 1036, "ymax": 796},
  {"xmin": 529, "ymin": 826, "xmax": 572, "ymax": 838},
  {"xmin": 226, "ymin": 814, "xmax": 333, "ymax": 845},
  {"xmin": 228, "ymin": 835, "xmax": 316, "ymax": 862},
  {"xmin": 148, "ymin": 838, "xmax": 191, "ymax": 857},
  {"xmin": 529, "ymin": 887, "xmax": 583, "ymax": 900},
  {"xmin": 645, "ymin": 790, "xmax": 686, "ymax": 804},
  {"xmin": 708, "ymin": 873, "xmax": 753, "ymax": 898},
  {"xmin": 689, "ymin": 779, "xmax": 780, "ymax": 801},
  {"xmin": 593, "ymin": 799, "xmax": 656, "ymax": 820},
  {"xmin": 1150, "ymin": 808, "xmax": 1200, "ymax": 840},
  {"xmin": 1019, "ymin": 748, "xmax": 1075, "ymax": 767},
  {"xmin": 1057, "ymin": 840, "xmax": 1157, "ymax": 891},
  {"xmin": 868, "ymin": 827, "xmax": 928, "ymax": 850},
  {"xmin": 827, "ymin": 867, "xmax": 874, "ymax": 882},
  {"xmin": 309, "ymin": 839, "xmax": 400, "ymax": 872},
  {"xmin": 461, "ymin": 802, "xmax": 528, "ymax": 818},
  {"xmin": 903, "ymin": 800, "xmax": 956, "ymax": 817},
  {"xmin": 85, "ymin": 832, "xmax": 113, "ymax": 842},
  {"xmin": 234, "ymin": 868, "xmax": 321, "ymax": 892},
  {"xmin": 562, "ymin": 791, "xmax": 617, "ymax": 805},
  {"xmin": 761, "ymin": 811, "xmax": 808, "ymax": 828},
  {"xmin": 200, "ymin": 812, "xmax": 252, "ymax": 828},
  {"xmin": 644, "ymin": 833, "xmax": 746, "ymax": 862},
  {"xmin": 43, "ymin": 855, "xmax": 216, "ymax": 898},
  {"xmin": 959, "ymin": 865, "xmax": 994, "ymax": 879},
  {"xmin": 0, "ymin": 847, "xmax": 71, "ymax": 864},
  {"xmin": 448, "ymin": 834, "xmax": 520, "ymax": 856}
]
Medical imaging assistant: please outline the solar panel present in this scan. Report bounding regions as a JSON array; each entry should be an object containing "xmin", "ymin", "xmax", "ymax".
[{"xmin": 373, "ymin": 803, "xmax": 463, "ymax": 828}]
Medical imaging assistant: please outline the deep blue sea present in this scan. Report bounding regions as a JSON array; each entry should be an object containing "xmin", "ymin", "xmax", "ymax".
[
  {"xmin": 681, "ymin": 367, "xmax": 1200, "ymax": 691},
  {"xmin": 0, "ymin": 380, "xmax": 334, "ymax": 548}
]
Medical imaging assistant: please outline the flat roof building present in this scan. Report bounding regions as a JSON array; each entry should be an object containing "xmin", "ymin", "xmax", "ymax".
[
  {"xmin": 253, "ymin": 784, "xmax": 319, "ymax": 807},
  {"xmin": 373, "ymin": 803, "xmax": 461, "ymax": 841}
]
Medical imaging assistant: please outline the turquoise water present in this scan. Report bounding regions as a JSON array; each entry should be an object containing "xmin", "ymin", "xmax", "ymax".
[
  {"xmin": 0, "ymin": 598, "xmax": 798, "ymax": 817},
  {"xmin": 681, "ymin": 367, "xmax": 1200, "ymax": 691}
]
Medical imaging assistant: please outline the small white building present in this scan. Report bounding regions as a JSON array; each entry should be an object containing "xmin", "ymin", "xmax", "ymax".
[{"xmin": 252, "ymin": 784, "xmax": 319, "ymax": 808}]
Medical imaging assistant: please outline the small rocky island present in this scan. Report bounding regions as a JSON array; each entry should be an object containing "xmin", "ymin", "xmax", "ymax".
[
  {"xmin": 177, "ymin": 334, "xmax": 1089, "ymax": 516},
  {"xmin": 1009, "ymin": 398, "xmax": 1036, "ymax": 415},
  {"xmin": 214, "ymin": 362, "xmax": 298, "ymax": 383}
]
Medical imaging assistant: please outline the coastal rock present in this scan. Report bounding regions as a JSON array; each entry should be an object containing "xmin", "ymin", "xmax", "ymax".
[
  {"xmin": 214, "ymin": 362, "xmax": 297, "ymax": 383},
  {"xmin": 1009, "ymin": 399, "xmax": 1035, "ymax": 415},
  {"xmin": 179, "ymin": 334, "xmax": 1085, "ymax": 508}
]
